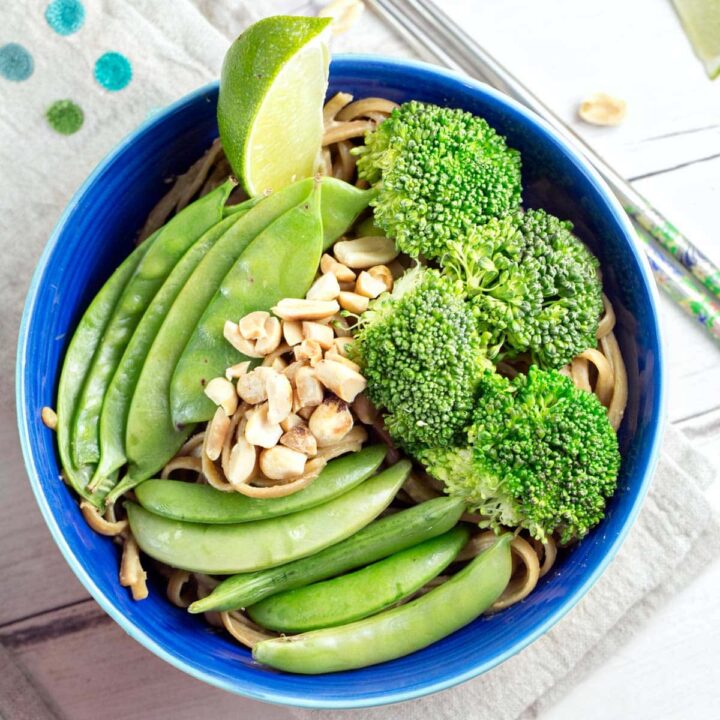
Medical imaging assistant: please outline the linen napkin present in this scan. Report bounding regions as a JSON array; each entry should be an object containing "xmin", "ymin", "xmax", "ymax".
[{"xmin": 2, "ymin": 2, "xmax": 719, "ymax": 719}]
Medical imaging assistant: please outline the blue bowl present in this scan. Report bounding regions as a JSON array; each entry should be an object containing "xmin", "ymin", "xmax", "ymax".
[{"xmin": 17, "ymin": 56, "xmax": 665, "ymax": 708}]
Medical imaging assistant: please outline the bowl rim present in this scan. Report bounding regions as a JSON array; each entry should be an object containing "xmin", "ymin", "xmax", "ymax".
[{"xmin": 16, "ymin": 53, "xmax": 666, "ymax": 709}]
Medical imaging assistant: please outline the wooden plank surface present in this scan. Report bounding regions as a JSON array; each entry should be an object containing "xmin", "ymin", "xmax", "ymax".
[{"xmin": 2, "ymin": 1, "xmax": 719, "ymax": 719}]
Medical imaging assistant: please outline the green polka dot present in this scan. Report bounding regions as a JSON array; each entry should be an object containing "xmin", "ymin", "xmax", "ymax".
[
  {"xmin": 45, "ymin": 0, "xmax": 85, "ymax": 36},
  {"xmin": 0, "ymin": 43, "xmax": 34, "ymax": 82},
  {"xmin": 94, "ymin": 52, "xmax": 132, "ymax": 92},
  {"xmin": 46, "ymin": 100, "xmax": 84, "ymax": 135}
]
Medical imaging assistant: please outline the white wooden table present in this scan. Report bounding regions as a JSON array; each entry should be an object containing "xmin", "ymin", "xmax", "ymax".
[{"xmin": 3, "ymin": 1, "xmax": 719, "ymax": 718}]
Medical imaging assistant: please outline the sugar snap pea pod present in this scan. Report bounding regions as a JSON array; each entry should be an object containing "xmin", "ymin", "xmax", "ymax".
[
  {"xmin": 56, "ymin": 234, "xmax": 157, "ymax": 505},
  {"xmin": 189, "ymin": 495, "xmax": 465, "ymax": 614},
  {"xmin": 317, "ymin": 178, "xmax": 376, "ymax": 250},
  {"xmin": 170, "ymin": 181, "xmax": 324, "ymax": 425},
  {"xmin": 223, "ymin": 178, "xmax": 372, "ymax": 247},
  {"xmin": 126, "ymin": 461, "xmax": 408, "ymax": 574},
  {"xmin": 248, "ymin": 525, "xmax": 470, "ymax": 632},
  {"xmin": 71, "ymin": 180, "xmax": 234, "ymax": 468},
  {"xmin": 134, "ymin": 445, "xmax": 386, "ymax": 523},
  {"xmin": 124, "ymin": 178, "xmax": 315, "ymax": 483},
  {"xmin": 92, "ymin": 213, "xmax": 242, "ymax": 489},
  {"xmin": 253, "ymin": 534, "xmax": 512, "ymax": 674}
]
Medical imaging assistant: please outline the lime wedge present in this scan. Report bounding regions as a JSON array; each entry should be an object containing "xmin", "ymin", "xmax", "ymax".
[
  {"xmin": 218, "ymin": 16, "xmax": 331, "ymax": 195},
  {"xmin": 673, "ymin": 0, "xmax": 720, "ymax": 79}
]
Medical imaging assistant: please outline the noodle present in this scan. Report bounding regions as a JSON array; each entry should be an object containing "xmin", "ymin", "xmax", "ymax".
[
  {"xmin": 220, "ymin": 611, "xmax": 276, "ymax": 648},
  {"xmin": 119, "ymin": 535, "xmax": 148, "ymax": 601},
  {"xmin": 166, "ymin": 569, "xmax": 192, "ymax": 608}
]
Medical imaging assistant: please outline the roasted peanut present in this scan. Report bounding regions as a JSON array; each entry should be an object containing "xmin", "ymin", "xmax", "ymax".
[
  {"xmin": 306, "ymin": 272, "xmax": 341, "ymax": 301},
  {"xmin": 314, "ymin": 359, "xmax": 367, "ymax": 403},
  {"xmin": 309, "ymin": 395, "xmax": 354, "ymax": 447},
  {"xmin": 204, "ymin": 377, "xmax": 238, "ymax": 416}
]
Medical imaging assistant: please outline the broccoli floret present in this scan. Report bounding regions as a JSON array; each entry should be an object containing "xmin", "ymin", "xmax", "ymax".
[
  {"xmin": 354, "ymin": 101, "xmax": 522, "ymax": 260},
  {"xmin": 419, "ymin": 367, "xmax": 620, "ymax": 543},
  {"xmin": 443, "ymin": 209, "xmax": 603, "ymax": 368},
  {"xmin": 354, "ymin": 265, "xmax": 489, "ymax": 450}
]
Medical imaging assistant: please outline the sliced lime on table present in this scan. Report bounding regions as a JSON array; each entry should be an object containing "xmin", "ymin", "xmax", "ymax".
[
  {"xmin": 218, "ymin": 16, "xmax": 331, "ymax": 195},
  {"xmin": 673, "ymin": 0, "xmax": 720, "ymax": 79}
]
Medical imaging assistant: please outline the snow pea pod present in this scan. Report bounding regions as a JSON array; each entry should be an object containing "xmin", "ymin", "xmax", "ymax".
[
  {"xmin": 93, "ymin": 210, "xmax": 251, "ymax": 489},
  {"xmin": 125, "ymin": 460, "xmax": 407, "ymax": 575},
  {"xmin": 190, "ymin": 494, "xmax": 464, "ymax": 614},
  {"xmin": 56, "ymin": 235, "xmax": 156, "ymax": 504},
  {"xmin": 170, "ymin": 178, "xmax": 369, "ymax": 425},
  {"xmin": 248, "ymin": 525, "xmax": 470, "ymax": 632},
  {"xmin": 134, "ymin": 445, "xmax": 386, "ymax": 523},
  {"xmin": 72, "ymin": 180, "xmax": 234, "ymax": 468},
  {"xmin": 124, "ymin": 178, "xmax": 316, "ymax": 483},
  {"xmin": 253, "ymin": 534, "xmax": 512, "ymax": 674}
]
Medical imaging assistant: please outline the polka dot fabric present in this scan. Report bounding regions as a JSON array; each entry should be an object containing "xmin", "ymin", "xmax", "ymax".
[{"xmin": 1, "ymin": 0, "xmax": 135, "ymax": 135}]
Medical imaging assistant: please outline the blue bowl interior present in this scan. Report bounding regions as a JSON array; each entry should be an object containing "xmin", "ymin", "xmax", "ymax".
[{"xmin": 17, "ymin": 56, "xmax": 663, "ymax": 708}]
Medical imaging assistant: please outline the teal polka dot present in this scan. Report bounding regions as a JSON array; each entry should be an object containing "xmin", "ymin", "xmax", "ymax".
[
  {"xmin": 0, "ymin": 43, "xmax": 34, "ymax": 82},
  {"xmin": 45, "ymin": 0, "xmax": 85, "ymax": 36},
  {"xmin": 46, "ymin": 99, "xmax": 84, "ymax": 135},
  {"xmin": 94, "ymin": 52, "xmax": 132, "ymax": 92}
]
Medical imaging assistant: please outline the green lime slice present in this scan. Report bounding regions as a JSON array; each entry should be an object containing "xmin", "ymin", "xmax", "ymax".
[
  {"xmin": 218, "ymin": 16, "xmax": 331, "ymax": 195},
  {"xmin": 673, "ymin": 0, "xmax": 720, "ymax": 79}
]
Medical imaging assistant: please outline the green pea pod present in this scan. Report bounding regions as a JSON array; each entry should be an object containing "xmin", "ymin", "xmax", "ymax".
[
  {"xmin": 248, "ymin": 525, "xmax": 470, "ymax": 632},
  {"xmin": 253, "ymin": 534, "xmax": 512, "ymax": 674},
  {"xmin": 170, "ymin": 181, "xmax": 324, "ymax": 425},
  {"xmin": 317, "ymin": 178, "xmax": 376, "ymax": 250},
  {"xmin": 124, "ymin": 178, "xmax": 316, "ymax": 483},
  {"xmin": 190, "ymin": 495, "xmax": 465, "ymax": 614},
  {"xmin": 134, "ymin": 445, "xmax": 386, "ymax": 523},
  {"xmin": 56, "ymin": 233, "xmax": 158, "ymax": 505},
  {"xmin": 71, "ymin": 180, "xmax": 235, "ymax": 468},
  {"xmin": 92, "ymin": 207, "xmax": 255, "ymax": 490},
  {"xmin": 125, "ymin": 461, "xmax": 409, "ymax": 574}
]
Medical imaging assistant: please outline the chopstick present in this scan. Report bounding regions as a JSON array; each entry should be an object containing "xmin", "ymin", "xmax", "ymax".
[{"xmin": 368, "ymin": 0, "xmax": 720, "ymax": 343}]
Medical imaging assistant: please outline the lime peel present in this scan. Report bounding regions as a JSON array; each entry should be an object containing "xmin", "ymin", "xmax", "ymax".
[{"xmin": 218, "ymin": 16, "xmax": 331, "ymax": 195}]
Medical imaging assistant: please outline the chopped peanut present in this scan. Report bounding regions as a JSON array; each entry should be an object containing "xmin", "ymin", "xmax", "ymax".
[
  {"xmin": 204, "ymin": 377, "xmax": 238, "ymax": 416},
  {"xmin": 282, "ymin": 320, "xmax": 304, "ymax": 347},
  {"xmin": 333, "ymin": 236, "xmax": 399, "ymax": 268},
  {"xmin": 259, "ymin": 446, "xmax": 307, "ymax": 480},
  {"xmin": 295, "ymin": 365, "xmax": 325, "ymax": 408},
  {"xmin": 314, "ymin": 359, "xmax": 367, "ymax": 403},
  {"xmin": 244, "ymin": 403, "xmax": 283, "ymax": 448},
  {"xmin": 255, "ymin": 316, "xmax": 282, "ymax": 355},
  {"xmin": 332, "ymin": 336, "xmax": 356, "ymax": 357},
  {"xmin": 41, "ymin": 406, "xmax": 58, "ymax": 430},
  {"xmin": 368, "ymin": 264, "xmax": 394, "ymax": 292},
  {"xmin": 338, "ymin": 291, "xmax": 369, "ymax": 314},
  {"xmin": 227, "ymin": 437, "xmax": 257, "ymax": 487},
  {"xmin": 309, "ymin": 395, "xmax": 354, "ymax": 447},
  {"xmin": 280, "ymin": 412, "xmax": 304, "ymax": 432},
  {"xmin": 280, "ymin": 423, "xmax": 318, "ymax": 456},
  {"xmin": 302, "ymin": 321, "xmax": 335, "ymax": 349},
  {"xmin": 225, "ymin": 360, "xmax": 251, "ymax": 381},
  {"xmin": 297, "ymin": 405, "xmax": 315, "ymax": 420},
  {"xmin": 315, "ymin": 425, "xmax": 368, "ymax": 461},
  {"xmin": 205, "ymin": 407, "xmax": 231, "ymax": 461},
  {"xmin": 324, "ymin": 350, "xmax": 361, "ymax": 373},
  {"xmin": 223, "ymin": 320, "xmax": 263, "ymax": 358},
  {"xmin": 320, "ymin": 253, "xmax": 356, "ymax": 282},
  {"xmin": 283, "ymin": 360, "xmax": 306, "ymax": 383},
  {"xmin": 355, "ymin": 271, "xmax": 387, "ymax": 299},
  {"xmin": 272, "ymin": 298, "xmax": 339, "ymax": 321},
  {"xmin": 306, "ymin": 272, "xmax": 341, "ymax": 301},
  {"xmin": 266, "ymin": 372, "xmax": 293, "ymax": 424},
  {"xmin": 294, "ymin": 339, "xmax": 323, "ymax": 366},
  {"xmin": 238, "ymin": 311, "xmax": 270, "ymax": 340},
  {"xmin": 236, "ymin": 367, "xmax": 270, "ymax": 404}
]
